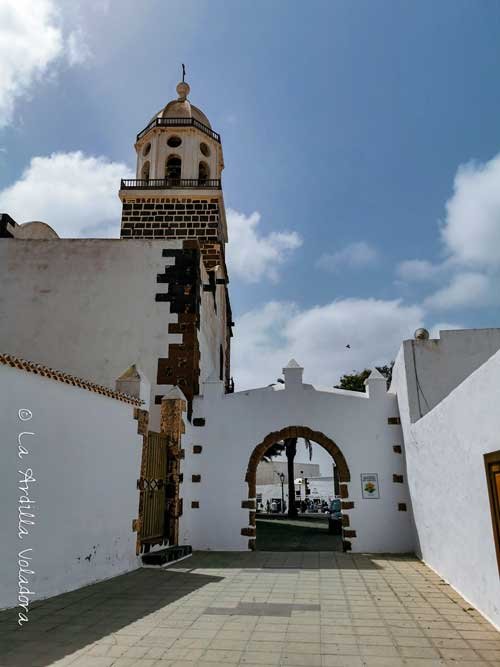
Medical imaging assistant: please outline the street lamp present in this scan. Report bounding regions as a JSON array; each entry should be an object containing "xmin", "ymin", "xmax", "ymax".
[{"xmin": 274, "ymin": 470, "xmax": 285, "ymax": 513}]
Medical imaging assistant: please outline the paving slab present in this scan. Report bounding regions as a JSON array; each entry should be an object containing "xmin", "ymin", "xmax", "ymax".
[{"xmin": 0, "ymin": 551, "xmax": 498, "ymax": 666}]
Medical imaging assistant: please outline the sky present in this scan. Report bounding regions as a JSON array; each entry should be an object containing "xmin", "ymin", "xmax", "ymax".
[{"xmin": 2, "ymin": 1, "xmax": 500, "ymax": 466}]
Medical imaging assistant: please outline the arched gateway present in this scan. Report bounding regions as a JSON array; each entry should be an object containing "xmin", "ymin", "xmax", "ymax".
[
  {"xmin": 177, "ymin": 358, "xmax": 414, "ymax": 554},
  {"xmin": 244, "ymin": 426, "xmax": 355, "ymax": 551}
]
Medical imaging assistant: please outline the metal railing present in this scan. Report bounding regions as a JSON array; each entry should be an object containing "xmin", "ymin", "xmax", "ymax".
[
  {"xmin": 121, "ymin": 178, "xmax": 221, "ymax": 190},
  {"xmin": 137, "ymin": 117, "xmax": 221, "ymax": 143}
]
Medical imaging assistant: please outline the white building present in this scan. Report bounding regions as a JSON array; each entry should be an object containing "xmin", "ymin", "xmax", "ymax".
[{"xmin": 1, "ymin": 76, "xmax": 500, "ymax": 629}]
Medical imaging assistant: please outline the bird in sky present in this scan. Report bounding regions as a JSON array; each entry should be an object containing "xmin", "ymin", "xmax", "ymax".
[{"xmin": 346, "ymin": 344, "xmax": 351, "ymax": 349}]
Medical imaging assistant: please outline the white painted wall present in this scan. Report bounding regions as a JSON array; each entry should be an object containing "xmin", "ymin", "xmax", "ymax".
[
  {"xmin": 397, "ymin": 329, "xmax": 500, "ymax": 422},
  {"xmin": 0, "ymin": 364, "xmax": 142, "ymax": 609},
  {"xmin": 0, "ymin": 238, "xmax": 223, "ymax": 431},
  {"xmin": 198, "ymin": 263, "xmax": 230, "ymax": 389},
  {"xmin": 179, "ymin": 370, "xmax": 415, "ymax": 553},
  {"xmin": 392, "ymin": 342, "xmax": 500, "ymax": 629},
  {"xmin": 137, "ymin": 128, "xmax": 221, "ymax": 182}
]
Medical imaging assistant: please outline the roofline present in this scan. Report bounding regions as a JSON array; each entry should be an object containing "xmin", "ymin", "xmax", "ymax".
[{"xmin": 0, "ymin": 353, "xmax": 143, "ymax": 406}]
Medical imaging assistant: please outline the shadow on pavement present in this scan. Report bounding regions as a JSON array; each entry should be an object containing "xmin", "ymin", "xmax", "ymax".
[
  {"xmin": 0, "ymin": 567, "xmax": 222, "ymax": 667},
  {"xmin": 255, "ymin": 517, "xmax": 342, "ymax": 552}
]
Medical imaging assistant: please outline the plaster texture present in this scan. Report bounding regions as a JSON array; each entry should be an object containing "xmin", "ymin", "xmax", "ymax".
[
  {"xmin": 0, "ymin": 364, "xmax": 142, "ymax": 609},
  {"xmin": 0, "ymin": 238, "xmax": 226, "ymax": 431},
  {"xmin": 179, "ymin": 367, "xmax": 414, "ymax": 554},
  {"xmin": 396, "ymin": 328, "xmax": 500, "ymax": 422},
  {"xmin": 392, "ymin": 338, "xmax": 500, "ymax": 629}
]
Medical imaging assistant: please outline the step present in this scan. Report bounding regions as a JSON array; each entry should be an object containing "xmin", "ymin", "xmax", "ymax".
[{"xmin": 141, "ymin": 544, "xmax": 192, "ymax": 566}]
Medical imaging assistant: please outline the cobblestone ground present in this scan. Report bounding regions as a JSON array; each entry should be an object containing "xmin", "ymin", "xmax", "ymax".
[{"xmin": 0, "ymin": 552, "xmax": 499, "ymax": 667}]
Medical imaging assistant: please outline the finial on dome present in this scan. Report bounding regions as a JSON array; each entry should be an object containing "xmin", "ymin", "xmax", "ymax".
[{"xmin": 176, "ymin": 64, "xmax": 190, "ymax": 101}]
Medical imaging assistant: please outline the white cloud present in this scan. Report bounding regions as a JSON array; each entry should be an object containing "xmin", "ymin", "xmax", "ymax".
[
  {"xmin": 442, "ymin": 153, "xmax": 500, "ymax": 267},
  {"xmin": 424, "ymin": 272, "xmax": 493, "ymax": 310},
  {"xmin": 226, "ymin": 209, "xmax": 302, "ymax": 283},
  {"xmin": 428, "ymin": 322, "xmax": 463, "ymax": 339},
  {"xmin": 0, "ymin": 151, "xmax": 133, "ymax": 237},
  {"xmin": 316, "ymin": 241, "xmax": 379, "ymax": 272},
  {"xmin": 232, "ymin": 298, "xmax": 424, "ymax": 390},
  {"xmin": 0, "ymin": 0, "xmax": 63, "ymax": 127},
  {"xmin": 66, "ymin": 28, "xmax": 92, "ymax": 66},
  {"xmin": 396, "ymin": 259, "xmax": 444, "ymax": 283},
  {"xmin": 395, "ymin": 151, "xmax": 500, "ymax": 311},
  {"xmin": 0, "ymin": 0, "xmax": 91, "ymax": 128}
]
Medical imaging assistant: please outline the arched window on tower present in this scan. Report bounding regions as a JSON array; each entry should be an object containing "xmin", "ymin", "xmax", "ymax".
[
  {"xmin": 166, "ymin": 156, "xmax": 181, "ymax": 185},
  {"xmin": 198, "ymin": 161, "xmax": 210, "ymax": 186},
  {"xmin": 141, "ymin": 161, "xmax": 150, "ymax": 182}
]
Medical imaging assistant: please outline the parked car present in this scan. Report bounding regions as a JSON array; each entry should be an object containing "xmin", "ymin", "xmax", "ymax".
[{"xmin": 328, "ymin": 498, "xmax": 342, "ymax": 535}]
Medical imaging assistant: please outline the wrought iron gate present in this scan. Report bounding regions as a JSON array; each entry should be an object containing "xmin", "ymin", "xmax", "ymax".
[{"xmin": 138, "ymin": 431, "xmax": 168, "ymax": 549}]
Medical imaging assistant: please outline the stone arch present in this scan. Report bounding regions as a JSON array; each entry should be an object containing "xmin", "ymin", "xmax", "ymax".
[{"xmin": 243, "ymin": 426, "xmax": 355, "ymax": 552}]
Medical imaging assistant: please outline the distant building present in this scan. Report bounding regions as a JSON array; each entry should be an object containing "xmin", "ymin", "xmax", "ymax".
[{"xmin": 256, "ymin": 460, "xmax": 320, "ymax": 485}]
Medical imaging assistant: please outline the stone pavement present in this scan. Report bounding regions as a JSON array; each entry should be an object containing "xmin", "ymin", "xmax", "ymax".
[{"xmin": 0, "ymin": 551, "xmax": 499, "ymax": 667}]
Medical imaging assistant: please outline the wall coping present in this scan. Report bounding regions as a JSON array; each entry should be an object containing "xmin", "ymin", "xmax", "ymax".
[{"xmin": 0, "ymin": 353, "xmax": 143, "ymax": 406}]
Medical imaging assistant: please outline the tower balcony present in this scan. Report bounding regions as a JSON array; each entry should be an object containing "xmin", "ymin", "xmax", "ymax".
[
  {"xmin": 137, "ymin": 117, "xmax": 221, "ymax": 143},
  {"xmin": 120, "ymin": 178, "xmax": 221, "ymax": 191}
]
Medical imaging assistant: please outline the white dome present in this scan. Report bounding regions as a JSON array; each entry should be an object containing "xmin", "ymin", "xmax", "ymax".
[
  {"xmin": 15, "ymin": 221, "xmax": 59, "ymax": 239},
  {"xmin": 149, "ymin": 81, "xmax": 212, "ymax": 129}
]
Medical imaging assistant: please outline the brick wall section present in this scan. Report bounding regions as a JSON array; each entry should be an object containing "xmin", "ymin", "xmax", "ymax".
[{"xmin": 120, "ymin": 195, "xmax": 225, "ymax": 270}]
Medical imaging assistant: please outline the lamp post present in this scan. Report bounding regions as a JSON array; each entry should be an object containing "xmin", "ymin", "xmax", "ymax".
[
  {"xmin": 300, "ymin": 469, "xmax": 309, "ymax": 510},
  {"xmin": 274, "ymin": 470, "xmax": 285, "ymax": 513}
]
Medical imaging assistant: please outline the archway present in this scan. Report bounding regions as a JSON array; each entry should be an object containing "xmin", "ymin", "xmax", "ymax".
[
  {"xmin": 198, "ymin": 160, "xmax": 210, "ymax": 185},
  {"xmin": 243, "ymin": 426, "xmax": 355, "ymax": 552},
  {"xmin": 141, "ymin": 161, "xmax": 150, "ymax": 181},
  {"xmin": 165, "ymin": 155, "xmax": 181, "ymax": 184}
]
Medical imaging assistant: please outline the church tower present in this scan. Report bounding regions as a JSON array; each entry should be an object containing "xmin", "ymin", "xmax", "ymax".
[
  {"xmin": 119, "ymin": 74, "xmax": 233, "ymax": 411},
  {"xmin": 119, "ymin": 75, "xmax": 227, "ymax": 274}
]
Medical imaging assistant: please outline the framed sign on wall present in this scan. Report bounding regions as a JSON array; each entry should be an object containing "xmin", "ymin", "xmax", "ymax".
[{"xmin": 361, "ymin": 473, "xmax": 380, "ymax": 499}]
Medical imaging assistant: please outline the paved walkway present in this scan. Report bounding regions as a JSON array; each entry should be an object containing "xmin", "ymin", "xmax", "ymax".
[{"xmin": 1, "ymin": 552, "xmax": 499, "ymax": 666}]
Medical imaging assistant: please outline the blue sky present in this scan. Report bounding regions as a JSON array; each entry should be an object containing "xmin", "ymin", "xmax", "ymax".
[{"xmin": 3, "ymin": 0, "xmax": 500, "ymax": 395}]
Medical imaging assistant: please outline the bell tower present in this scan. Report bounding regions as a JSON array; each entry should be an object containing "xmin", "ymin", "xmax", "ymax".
[
  {"xmin": 119, "ymin": 73, "xmax": 233, "ymax": 409},
  {"xmin": 119, "ymin": 75, "xmax": 227, "ymax": 273}
]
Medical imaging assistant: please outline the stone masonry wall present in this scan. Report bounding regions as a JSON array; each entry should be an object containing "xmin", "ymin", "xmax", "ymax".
[{"xmin": 120, "ymin": 195, "xmax": 224, "ymax": 270}]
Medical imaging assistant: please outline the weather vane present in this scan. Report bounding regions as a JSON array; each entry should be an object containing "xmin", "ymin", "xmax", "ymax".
[{"xmin": 182, "ymin": 64, "xmax": 186, "ymax": 83}]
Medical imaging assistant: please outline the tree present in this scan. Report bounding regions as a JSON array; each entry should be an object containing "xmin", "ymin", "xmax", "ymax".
[
  {"xmin": 335, "ymin": 362, "xmax": 394, "ymax": 392},
  {"xmin": 262, "ymin": 441, "xmax": 285, "ymax": 461},
  {"xmin": 285, "ymin": 438, "xmax": 298, "ymax": 518}
]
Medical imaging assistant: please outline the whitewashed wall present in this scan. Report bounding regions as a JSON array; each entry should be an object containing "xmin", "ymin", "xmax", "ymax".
[
  {"xmin": 179, "ymin": 371, "xmax": 415, "ymax": 553},
  {"xmin": 398, "ymin": 329, "xmax": 500, "ymax": 422},
  {"xmin": 392, "ymin": 343, "xmax": 500, "ymax": 629},
  {"xmin": 198, "ymin": 263, "xmax": 230, "ymax": 390},
  {"xmin": 0, "ymin": 238, "xmax": 225, "ymax": 431},
  {"xmin": 0, "ymin": 365, "xmax": 142, "ymax": 609}
]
